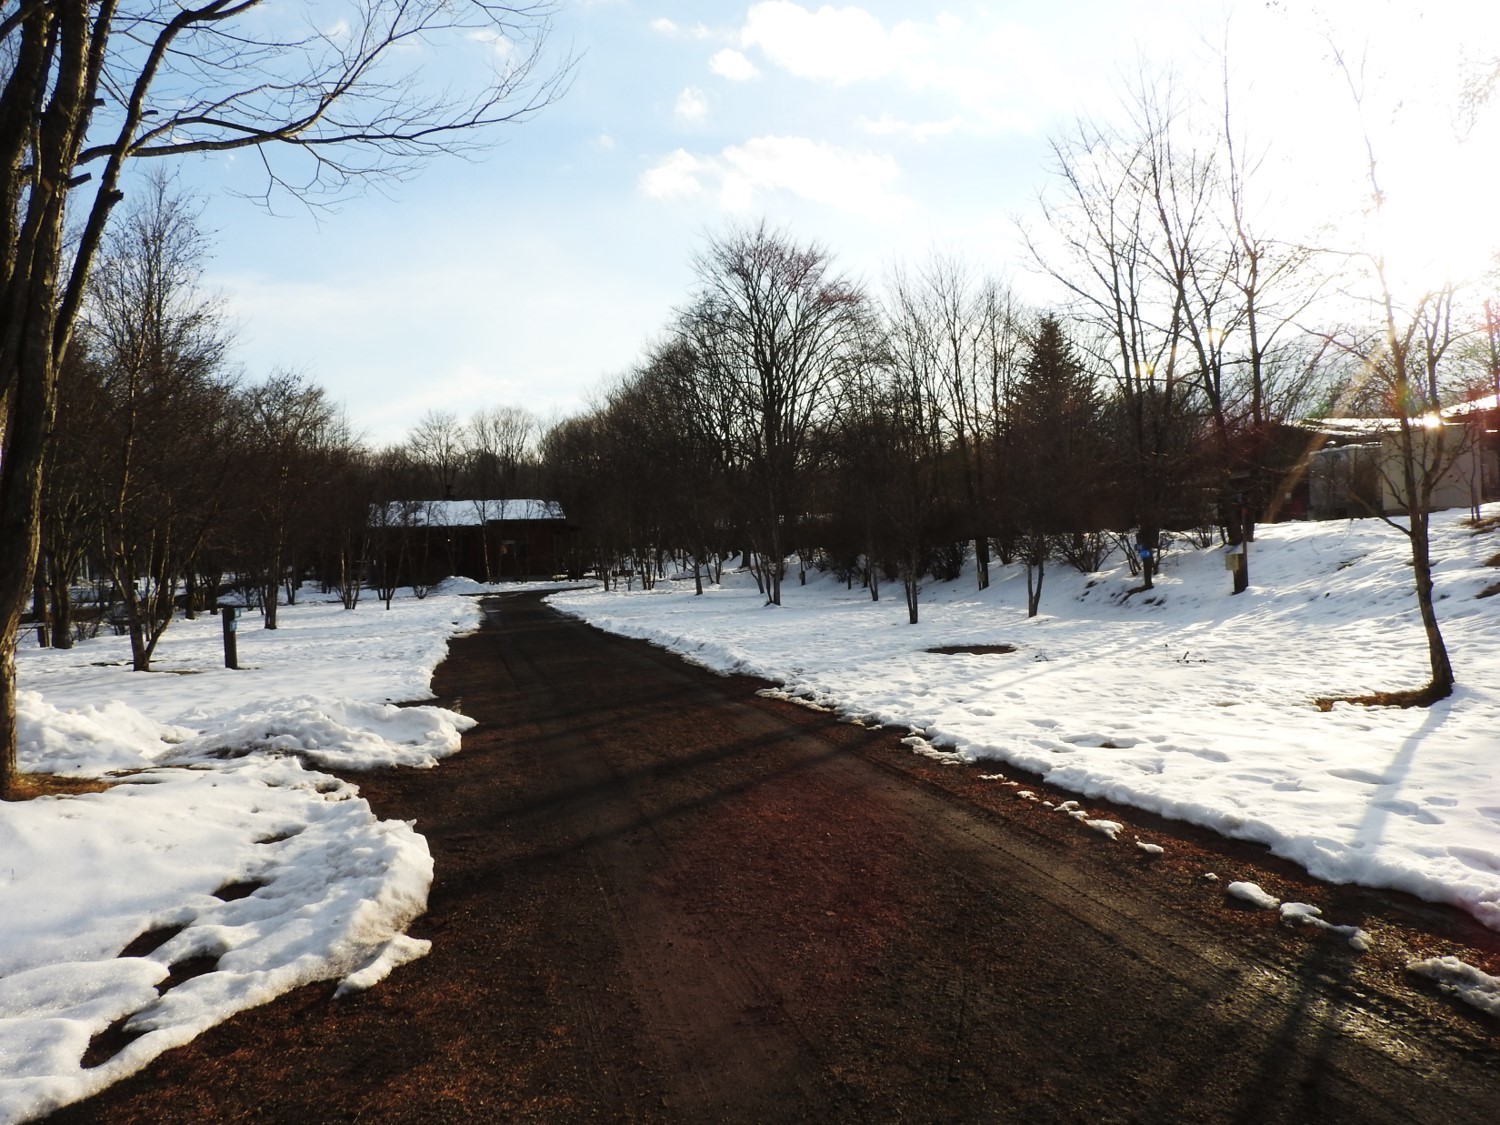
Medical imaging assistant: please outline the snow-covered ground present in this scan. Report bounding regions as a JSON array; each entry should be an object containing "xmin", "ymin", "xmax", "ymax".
[
  {"xmin": 1, "ymin": 582, "xmax": 496, "ymax": 1124},
  {"xmin": 550, "ymin": 509, "xmax": 1500, "ymax": 939}
]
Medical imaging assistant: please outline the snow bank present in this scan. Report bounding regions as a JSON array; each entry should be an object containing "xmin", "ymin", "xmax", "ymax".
[
  {"xmin": 551, "ymin": 509, "xmax": 1500, "ymax": 932},
  {"xmin": 2, "ymin": 587, "xmax": 483, "ymax": 1122}
]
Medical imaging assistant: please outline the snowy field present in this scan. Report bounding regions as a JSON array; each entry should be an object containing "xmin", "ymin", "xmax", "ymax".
[
  {"xmin": 0, "ymin": 582, "xmax": 500, "ymax": 1123},
  {"xmin": 551, "ymin": 508, "xmax": 1500, "ymax": 941}
]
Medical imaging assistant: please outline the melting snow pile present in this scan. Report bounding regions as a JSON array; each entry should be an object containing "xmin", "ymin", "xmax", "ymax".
[
  {"xmin": 1227, "ymin": 881, "xmax": 1281, "ymax": 910},
  {"xmin": 1407, "ymin": 956, "xmax": 1500, "ymax": 1019},
  {"xmin": 1, "ymin": 588, "xmax": 481, "ymax": 1122},
  {"xmin": 551, "ymin": 506, "xmax": 1500, "ymax": 933}
]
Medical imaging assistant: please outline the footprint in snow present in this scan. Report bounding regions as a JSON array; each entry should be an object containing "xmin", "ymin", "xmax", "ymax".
[
  {"xmin": 1167, "ymin": 745, "xmax": 1231, "ymax": 763},
  {"xmin": 1327, "ymin": 767, "xmax": 1391, "ymax": 786},
  {"xmin": 1373, "ymin": 798, "xmax": 1443, "ymax": 824},
  {"xmin": 1448, "ymin": 847, "xmax": 1500, "ymax": 876}
]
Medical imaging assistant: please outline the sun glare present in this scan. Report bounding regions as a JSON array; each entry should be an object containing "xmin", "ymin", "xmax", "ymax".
[
  {"xmin": 1243, "ymin": 2, "xmax": 1500, "ymax": 296},
  {"xmin": 1372, "ymin": 135, "xmax": 1500, "ymax": 292}
]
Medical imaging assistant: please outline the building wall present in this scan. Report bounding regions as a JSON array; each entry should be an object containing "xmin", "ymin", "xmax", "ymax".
[{"xmin": 1309, "ymin": 425, "xmax": 1484, "ymax": 519}]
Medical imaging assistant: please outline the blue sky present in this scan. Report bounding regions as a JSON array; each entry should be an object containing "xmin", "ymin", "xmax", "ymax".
[{"xmin": 172, "ymin": 1, "xmax": 1498, "ymax": 446}]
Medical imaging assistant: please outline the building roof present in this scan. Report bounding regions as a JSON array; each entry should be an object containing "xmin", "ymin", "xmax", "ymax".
[
  {"xmin": 1304, "ymin": 392, "xmax": 1499, "ymax": 436},
  {"xmin": 1445, "ymin": 392, "xmax": 1499, "ymax": 418},
  {"xmin": 373, "ymin": 499, "xmax": 565, "ymax": 527}
]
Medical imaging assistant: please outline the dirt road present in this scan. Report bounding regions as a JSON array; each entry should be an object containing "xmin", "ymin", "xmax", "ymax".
[{"xmin": 55, "ymin": 591, "xmax": 1500, "ymax": 1122}]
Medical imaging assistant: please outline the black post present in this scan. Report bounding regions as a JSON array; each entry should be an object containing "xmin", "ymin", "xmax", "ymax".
[
  {"xmin": 32, "ymin": 577, "xmax": 50, "ymax": 648},
  {"xmin": 1227, "ymin": 488, "xmax": 1250, "ymax": 595},
  {"xmin": 220, "ymin": 605, "xmax": 239, "ymax": 670}
]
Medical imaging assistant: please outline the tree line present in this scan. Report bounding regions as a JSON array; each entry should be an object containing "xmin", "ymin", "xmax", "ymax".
[
  {"xmin": 545, "ymin": 224, "xmax": 1278, "ymax": 625},
  {"xmin": 1, "ymin": 0, "xmax": 567, "ymax": 795},
  {"xmin": 542, "ymin": 74, "xmax": 1500, "ymax": 708},
  {"xmin": 41, "ymin": 101, "xmax": 1495, "ymax": 709},
  {"xmin": 28, "ymin": 172, "xmax": 558, "ymax": 663}
]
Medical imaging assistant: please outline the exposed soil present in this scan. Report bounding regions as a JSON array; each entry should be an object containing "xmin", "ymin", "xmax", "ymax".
[
  {"xmin": 52, "ymin": 591, "xmax": 1500, "ymax": 1123},
  {"xmin": 925, "ymin": 643, "xmax": 1018, "ymax": 655}
]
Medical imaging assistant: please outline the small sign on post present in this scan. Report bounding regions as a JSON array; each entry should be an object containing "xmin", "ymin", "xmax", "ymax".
[{"xmin": 220, "ymin": 605, "xmax": 239, "ymax": 670}]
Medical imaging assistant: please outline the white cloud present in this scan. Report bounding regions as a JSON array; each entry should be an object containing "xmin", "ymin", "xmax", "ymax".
[
  {"xmin": 857, "ymin": 114, "xmax": 961, "ymax": 142},
  {"xmin": 730, "ymin": 2, "xmax": 1061, "ymax": 134},
  {"xmin": 652, "ymin": 16, "xmax": 713, "ymax": 40},
  {"xmin": 675, "ymin": 86, "xmax": 709, "ymax": 123},
  {"xmin": 638, "ymin": 136, "xmax": 910, "ymax": 219},
  {"xmin": 741, "ymin": 2, "xmax": 904, "ymax": 85},
  {"xmin": 595, "ymin": 133, "xmax": 616, "ymax": 151},
  {"xmin": 466, "ymin": 28, "xmax": 513, "ymax": 58},
  {"xmin": 639, "ymin": 149, "xmax": 709, "ymax": 200},
  {"xmin": 709, "ymin": 48, "xmax": 760, "ymax": 81}
]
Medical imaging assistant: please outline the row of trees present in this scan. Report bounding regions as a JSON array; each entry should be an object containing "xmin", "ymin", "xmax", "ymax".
[
  {"xmin": 30, "ymin": 176, "xmax": 562, "ymax": 669},
  {"xmin": 539, "ymin": 63, "xmax": 1500, "ymax": 702},
  {"xmin": 1, "ymin": 0, "xmax": 566, "ymax": 795},
  {"xmin": 543, "ymin": 221, "xmax": 1303, "ymax": 627},
  {"xmin": 38, "ymin": 177, "xmax": 363, "ymax": 665}
]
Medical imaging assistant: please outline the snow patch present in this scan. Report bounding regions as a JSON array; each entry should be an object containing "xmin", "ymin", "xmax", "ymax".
[
  {"xmin": 1226, "ymin": 881, "xmax": 1281, "ymax": 910},
  {"xmin": 1407, "ymin": 956, "xmax": 1500, "ymax": 1018}
]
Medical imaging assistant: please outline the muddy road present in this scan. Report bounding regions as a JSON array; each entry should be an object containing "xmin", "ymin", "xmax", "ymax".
[{"xmin": 55, "ymin": 592, "xmax": 1500, "ymax": 1122}]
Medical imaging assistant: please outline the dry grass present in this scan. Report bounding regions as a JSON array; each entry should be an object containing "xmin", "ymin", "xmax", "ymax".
[
  {"xmin": 1464, "ymin": 514, "xmax": 1500, "ymax": 535},
  {"xmin": 2, "ymin": 773, "xmax": 112, "ymax": 801}
]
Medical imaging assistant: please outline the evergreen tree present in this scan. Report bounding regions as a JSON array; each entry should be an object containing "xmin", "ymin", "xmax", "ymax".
[{"xmin": 1011, "ymin": 316, "xmax": 1106, "ymax": 615}]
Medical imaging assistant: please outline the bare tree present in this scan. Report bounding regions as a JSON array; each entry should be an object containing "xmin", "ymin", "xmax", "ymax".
[
  {"xmin": 37, "ymin": 342, "xmax": 107, "ymax": 649},
  {"xmin": 80, "ymin": 176, "xmax": 237, "ymax": 672},
  {"xmin": 540, "ymin": 409, "xmax": 619, "ymax": 585},
  {"xmin": 1325, "ymin": 49, "xmax": 1477, "ymax": 704},
  {"xmin": 885, "ymin": 258, "xmax": 1012, "ymax": 590},
  {"xmin": 242, "ymin": 370, "xmax": 346, "ymax": 627},
  {"xmin": 407, "ymin": 409, "xmax": 468, "ymax": 501},
  {"xmin": 1029, "ymin": 66, "xmax": 1327, "ymax": 595},
  {"xmin": 880, "ymin": 271, "xmax": 953, "ymax": 623},
  {"xmin": 1026, "ymin": 108, "xmax": 1207, "ymax": 590},
  {"xmin": 1, "ymin": 0, "xmax": 567, "ymax": 796},
  {"xmin": 679, "ymin": 222, "xmax": 872, "ymax": 606},
  {"xmin": 467, "ymin": 404, "xmax": 538, "ymax": 579}
]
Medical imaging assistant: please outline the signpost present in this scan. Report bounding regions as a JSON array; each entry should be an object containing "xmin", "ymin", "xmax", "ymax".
[{"xmin": 220, "ymin": 605, "xmax": 240, "ymax": 670}]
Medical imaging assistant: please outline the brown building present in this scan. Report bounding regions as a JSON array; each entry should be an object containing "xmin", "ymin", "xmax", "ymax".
[{"xmin": 369, "ymin": 499, "xmax": 572, "ymax": 585}]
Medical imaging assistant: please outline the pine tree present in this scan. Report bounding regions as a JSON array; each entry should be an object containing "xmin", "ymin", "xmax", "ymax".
[{"xmin": 1011, "ymin": 317, "xmax": 1106, "ymax": 615}]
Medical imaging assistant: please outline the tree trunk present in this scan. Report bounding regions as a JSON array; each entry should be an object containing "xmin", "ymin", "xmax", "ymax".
[
  {"xmin": 264, "ymin": 552, "xmax": 280, "ymax": 630},
  {"xmin": 0, "ymin": 257, "xmax": 62, "ymax": 787},
  {"xmin": 1026, "ymin": 554, "xmax": 1045, "ymax": 618},
  {"xmin": 31, "ymin": 577, "xmax": 50, "ymax": 648},
  {"xmin": 129, "ymin": 618, "xmax": 149, "ymax": 672},
  {"xmin": 1410, "ymin": 511, "xmax": 1455, "ymax": 700},
  {"xmin": 0, "ymin": 638, "xmax": 18, "ymax": 799},
  {"xmin": 49, "ymin": 571, "xmax": 73, "ymax": 650}
]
